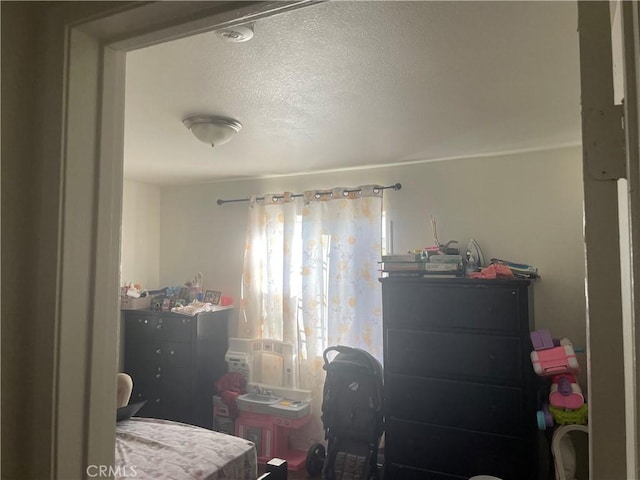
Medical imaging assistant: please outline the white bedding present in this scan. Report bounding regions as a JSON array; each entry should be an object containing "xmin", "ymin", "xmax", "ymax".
[{"xmin": 115, "ymin": 418, "xmax": 257, "ymax": 479}]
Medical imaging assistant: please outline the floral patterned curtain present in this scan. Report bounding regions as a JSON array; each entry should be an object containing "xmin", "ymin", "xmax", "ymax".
[
  {"xmin": 239, "ymin": 192, "xmax": 301, "ymax": 343},
  {"xmin": 239, "ymin": 185, "xmax": 383, "ymax": 447}
]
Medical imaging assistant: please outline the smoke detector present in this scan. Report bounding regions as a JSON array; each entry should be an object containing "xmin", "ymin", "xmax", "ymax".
[{"xmin": 216, "ymin": 24, "xmax": 254, "ymax": 43}]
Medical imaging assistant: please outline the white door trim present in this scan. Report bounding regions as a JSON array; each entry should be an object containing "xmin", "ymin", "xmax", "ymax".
[
  {"xmin": 48, "ymin": 1, "xmax": 634, "ymax": 477},
  {"xmin": 578, "ymin": 1, "xmax": 640, "ymax": 478}
]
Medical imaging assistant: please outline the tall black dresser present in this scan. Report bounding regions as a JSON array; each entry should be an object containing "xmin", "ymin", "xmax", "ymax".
[
  {"xmin": 381, "ymin": 277, "xmax": 537, "ymax": 480},
  {"xmin": 122, "ymin": 307, "xmax": 231, "ymax": 429}
]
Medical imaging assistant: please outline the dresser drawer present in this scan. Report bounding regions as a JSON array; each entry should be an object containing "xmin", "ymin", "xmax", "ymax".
[
  {"xmin": 124, "ymin": 342, "xmax": 162, "ymax": 379},
  {"xmin": 387, "ymin": 374, "xmax": 526, "ymax": 436},
  {"xmin": 383, "ymin": 282, "xmax": 523, "ymax": 334},
  {"xmin": 156, "ymin": 315, "xmax": 194, "ymax": 342},
  {"xmin": 386, "ymin": 418, "xmax": 531, "ymax": 480},
  {"xmin": 125, "ymin": 314, "xmax": 194, "ymax": 343},
  {"xmin": 125, "ymin": 314, "xmax": 160, "ymax": 342},
  {"xmin": 128, "ymin": 369, "xmax": 161, "ymax": 402},
  {"xmin": 133, "ymin": 394, "xmax": 163, "ymax": 419},
  {"xmin": 163, "ymin": 386, "xmax": 194, "ymax": 424},
  {"xmin": 162, "ymin": 342, "xmax": 193, "ymax": 384},
  {"xmin": 386, "ymin": 329, "xmax": 523, "ymax": 385}
]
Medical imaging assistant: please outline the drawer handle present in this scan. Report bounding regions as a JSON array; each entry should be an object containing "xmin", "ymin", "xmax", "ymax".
[
  {"xmin": 156, "ymin": 324, "xmax": 163, "ymax": 330},
  {"xmin": 155, "ymin": 349, "xmax": 161, "ymax": 355},
  {"xmin": 169, "ymin": 350, "xmax": 175, "ymax": 355},
  {"xmin": 155, "ymin": 373, "xmax": 161, "ymax": 379},
  {"xmin": 155, "ymin": 398, "xmax": 161, "ymax": 404}
]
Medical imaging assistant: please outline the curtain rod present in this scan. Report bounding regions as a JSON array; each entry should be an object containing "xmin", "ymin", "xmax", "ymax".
[{"xmin": 216, "ymin": 183, "xmax": 402, "ymax": 205}]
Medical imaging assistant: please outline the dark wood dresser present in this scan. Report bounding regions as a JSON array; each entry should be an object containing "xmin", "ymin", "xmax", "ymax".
[
  {"xmin": 122, "ymin": 307, "xmax": 231, "ymax": 429},
  {"xmin": 381, "ymin": 277, "xmax": 537, "ymax": 480}
]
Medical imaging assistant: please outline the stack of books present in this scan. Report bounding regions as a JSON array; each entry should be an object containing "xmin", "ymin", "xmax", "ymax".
[
  {"xmin": 381, "ymin": 254, "xmax": 463, "ymax": 276},
  {"xmin": 424, "ymin": 254, "xmax": 463, "ymax": 275},
  {"xmin": 490, "ymin": 258, "xmax": 539, "ymax": 279},
  {"xmin": 381, "ymin": 254, "xmax": 425, "ymax": 272}
]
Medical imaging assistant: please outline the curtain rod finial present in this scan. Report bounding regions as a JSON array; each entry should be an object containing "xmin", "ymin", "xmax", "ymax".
[
  {"xmin": 394, "ymin": 183, "xmax": 402, "ymax": 191},
  {"xmin": 217, "ymin": 199, "xmax": 224, "ymax": 205}
]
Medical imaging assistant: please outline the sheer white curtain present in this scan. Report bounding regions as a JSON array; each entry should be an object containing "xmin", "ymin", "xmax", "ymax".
[
  {"xmin": 239, "ymin": 192, "xmax": 301, "ymax": 343},
  {"xmin": 239, "ymin": 186, "xmax": 383, "ymax": 446}
]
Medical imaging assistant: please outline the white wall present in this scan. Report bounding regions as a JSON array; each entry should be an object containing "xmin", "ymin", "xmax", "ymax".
[
  {"xmin": 121, "ymin": 180, "xmax": 161, "ymax": 290},
  {"xmin": 158, "ymin": 145, "xmax": 586, "ymax": 347}
]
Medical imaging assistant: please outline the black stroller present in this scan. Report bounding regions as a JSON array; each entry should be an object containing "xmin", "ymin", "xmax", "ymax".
[{"xmin": 306, "ymin": 345, "xmax": 384, "ymax": 480}]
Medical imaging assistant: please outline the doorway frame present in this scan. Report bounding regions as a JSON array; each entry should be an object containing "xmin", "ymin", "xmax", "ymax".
[{"xmin": 43, "ymin": 0, "xmax": 636, "ymax": 477}]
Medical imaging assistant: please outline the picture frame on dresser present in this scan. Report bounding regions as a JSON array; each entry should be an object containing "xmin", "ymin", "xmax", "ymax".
[
  {"xmin": 204, "ymin": 290, "xmax": 221, "ymax": 305},
  {"xmin": 161, "ymin": 298, "xmax": 171, "ymax": 311}
]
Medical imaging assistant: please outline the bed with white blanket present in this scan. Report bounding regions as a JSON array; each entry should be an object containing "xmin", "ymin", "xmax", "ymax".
[{"xmin": 115, "ymin": 418, "xmax": 257, "ymax": 479}]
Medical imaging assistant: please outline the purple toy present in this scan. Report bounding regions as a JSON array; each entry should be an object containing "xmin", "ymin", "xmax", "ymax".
[
  {"xmin": 557, "ymin": 376, "xmax": 573, "ymax": 396},
  {"xmin": 530, "ymin": 329, "xmax": 554, "ymax": 351}
]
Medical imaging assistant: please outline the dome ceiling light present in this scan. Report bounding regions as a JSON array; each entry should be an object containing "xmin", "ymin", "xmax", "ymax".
[{"xmin": 183, "ymin": 115, "xmax": 242, "ymax": 147}]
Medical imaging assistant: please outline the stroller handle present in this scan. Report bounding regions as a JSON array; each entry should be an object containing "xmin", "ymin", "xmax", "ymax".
[
  {"xmin": 323, "ymin": 345, "xmax": 354, "ymax": 365},
  {"xmin": 323, "ymin": 345, "xmax": 382, "ymax": 381}
]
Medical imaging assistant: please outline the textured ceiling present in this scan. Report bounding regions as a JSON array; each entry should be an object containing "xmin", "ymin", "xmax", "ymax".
[{"xmin": 123, "ymin": 1, "xmax": 581, "ymax": 186}]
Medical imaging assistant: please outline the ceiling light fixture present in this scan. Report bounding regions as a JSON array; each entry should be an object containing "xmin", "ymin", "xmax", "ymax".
[{"xmin": 183, "ymin": 115, "xmax": 242, "ymax": 147}]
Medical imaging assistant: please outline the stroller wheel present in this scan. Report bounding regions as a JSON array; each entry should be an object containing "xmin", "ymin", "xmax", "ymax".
[{"xmin": 306, "ymin": 442, "xmax": 326, "ymax": 476}]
